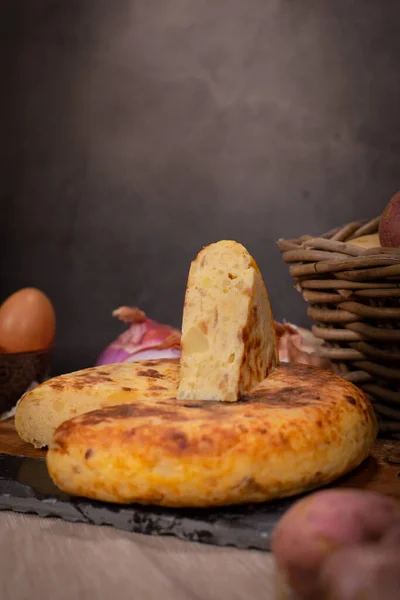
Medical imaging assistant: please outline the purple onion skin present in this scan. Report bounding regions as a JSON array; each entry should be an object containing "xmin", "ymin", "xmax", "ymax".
[
  {"xmin": 95, "ymin": 347, "xmax": 130, "ymax": 366},
  {"xmin": 95, "ymin": 346, "xmax": 181, "ymax": 367}
]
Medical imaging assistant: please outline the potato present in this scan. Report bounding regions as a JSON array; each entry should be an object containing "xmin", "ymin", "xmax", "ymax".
[
  {"xmin": 379, "ymin": 191, "xmax": 400, "ymax": 247},
  {"xmin": 349, "ymin": 233, "xmax": 380, "ymax": 249},
  {"xmin": 381, "ymin": 523, "xmax": 400, "ymax": 547},
  {"xmin": 272, "ymin": 490, "xmax": 400, "ymax": 600},
  {"xmin": 320, "ymin": 545, "xmax": 400, "ymax": 600}
]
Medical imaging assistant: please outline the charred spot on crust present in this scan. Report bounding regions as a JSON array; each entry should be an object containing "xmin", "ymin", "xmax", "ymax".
[
  {"xmin": 76, "ymin": 403, "xmax": 141, "ymax": 425},
  {"xmin": 346, "ymin": 395, "xmax": 356, "ymax": 406},
  {"xmin": 245, "ymin": 385, "xmax": 317, "ymax": 407},
  {"xmin": 121, "ymin": 386, "xmax": 132, "ymax": 392},
  {"xmin": 71, "ymin": 403, "xmax": 192, "ymax": 427},
  {"xmin": 168, "ymin": 431, "xmax": 189, "ymax": 450},
  {"xmin": 68, "ymin": 370, "xmax": 114, "ymax": 390},
  {"xmin": 73, "ymin": 414, "xmax": 113, "ymax": 427},
  {"xmin": 278, "ymin": 363, "xmax": 337, "ymax": 390},
  {"xmin": 137, "ymin": 369, "xmax": 165, "ymax": 379},
  {"xmin": 85, "ymin": 448, "xmax": 93, "ymax": 460},
  {"xmin": 51, "ymin": 438, "xmax": 68, "ymax": 454},
  {"xmin": 48, "ymin": 381, "xmax": 64, "ymax": 391},
  {"xmin": 148, "ymin": 385, "xmax": 167, "ymax": 391}
]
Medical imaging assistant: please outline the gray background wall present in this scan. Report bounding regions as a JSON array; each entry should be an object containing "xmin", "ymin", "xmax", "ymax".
[{"xmin": 1, "ymin": 0, "xmax": 399, "ymax": 374}]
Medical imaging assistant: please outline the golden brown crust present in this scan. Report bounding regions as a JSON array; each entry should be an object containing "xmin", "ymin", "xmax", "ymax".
[
  {"xmin": 15, "ymin": 359, "xmax": 179, "ymax": 448},
  {"xmin": 47, "ymin": 364, "xmax": 378, "ymax": 507}
]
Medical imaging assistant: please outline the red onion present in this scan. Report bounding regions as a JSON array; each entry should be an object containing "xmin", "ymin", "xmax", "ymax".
[
  {"xmin": 274, "ymin": 321, "xmax": 331, "ymax": 369},
  {"xmin": 95, "ymin": 307, "xmax": 181, "ymax": 366},
  {"xmin": 96, "ymin": 306, "xmax": 331, "ymax": 371}
]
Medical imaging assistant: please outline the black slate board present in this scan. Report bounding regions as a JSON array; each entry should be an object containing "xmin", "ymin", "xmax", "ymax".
[{"xmin": 0, "ymin": 453, "xmax": 296, "ymax": 551}]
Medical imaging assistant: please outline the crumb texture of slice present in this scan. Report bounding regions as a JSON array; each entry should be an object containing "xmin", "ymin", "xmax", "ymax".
[{"xmin": 177, "ymin": 240, "xmax": 279, "ymax": 402}]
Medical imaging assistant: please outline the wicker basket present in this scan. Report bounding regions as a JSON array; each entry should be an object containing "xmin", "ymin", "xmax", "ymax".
[{"xmin": 278, "ymin": 216, "xmax": 400, "ymax": 439}]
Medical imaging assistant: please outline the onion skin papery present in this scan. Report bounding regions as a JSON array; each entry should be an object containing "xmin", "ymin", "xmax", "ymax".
[
  {"xmin": 95, "ymin": 307, "xmax": 181, "ymax": 366},
  {"xmin": 96, "ymin": 306, "xmax": 329, "ymax": 370}
]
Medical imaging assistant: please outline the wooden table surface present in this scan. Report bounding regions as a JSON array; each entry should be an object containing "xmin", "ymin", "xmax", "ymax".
[{"xmin": 0, "ymin": 418, "xmax": 399, "ymax": 600}]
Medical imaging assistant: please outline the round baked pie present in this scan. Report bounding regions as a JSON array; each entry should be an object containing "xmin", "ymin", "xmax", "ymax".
[{"xmin": 46, "ymin": 363, "xmax": 377, "ymax": 507}]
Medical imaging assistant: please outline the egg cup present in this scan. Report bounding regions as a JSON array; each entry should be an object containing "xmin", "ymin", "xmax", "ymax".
[{"xmin": 0, "ymin": 348, "xmax": 52, "ymax": 414}]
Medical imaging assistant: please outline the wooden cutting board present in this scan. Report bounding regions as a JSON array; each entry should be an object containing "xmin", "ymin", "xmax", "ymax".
[{"xmin": 0, "ymin": 418, "xmax": 45, "ymax": 459}]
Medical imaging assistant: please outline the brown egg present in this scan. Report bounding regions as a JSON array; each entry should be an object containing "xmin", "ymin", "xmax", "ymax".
[{"xmin": 0, "ymin": 288, "xmax": 56, "ymax": 353}]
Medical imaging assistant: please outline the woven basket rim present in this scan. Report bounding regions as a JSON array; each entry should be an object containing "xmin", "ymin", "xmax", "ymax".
[{"xmin": 278, "ymin": 215, "xmax": 400, "ymax": 438}]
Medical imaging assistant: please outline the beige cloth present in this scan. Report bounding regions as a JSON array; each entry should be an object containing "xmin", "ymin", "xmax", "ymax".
[{"xmin": 0, "ymin": 511, "xmax": 277, "ymax": 600}]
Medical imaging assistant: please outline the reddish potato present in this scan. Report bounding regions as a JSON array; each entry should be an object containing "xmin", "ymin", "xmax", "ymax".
[
  {"xmin": 320, "ymin": 544, "xmax": 400, "ymax": 600},
  {"xmin": 381, "ymin": 523, "xmax": 400, "ymax": 547},
  {"xmin": 272, "ymin": 490, "xmax": 400, "ymax": 600},
  {"xmin": 379, "ymin": 191, "xmax": 400, "ymax": 247}
]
